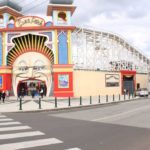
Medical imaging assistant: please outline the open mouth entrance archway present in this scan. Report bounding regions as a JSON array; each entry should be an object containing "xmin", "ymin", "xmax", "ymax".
[{"xmin": 17, "ymin": 79, "xmax": 47, "ymax": 97}]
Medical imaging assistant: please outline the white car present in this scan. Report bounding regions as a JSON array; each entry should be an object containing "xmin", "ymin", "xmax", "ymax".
[{"xmin": 136, "ymin": 88, "xmax": 149, "ymax": 97}]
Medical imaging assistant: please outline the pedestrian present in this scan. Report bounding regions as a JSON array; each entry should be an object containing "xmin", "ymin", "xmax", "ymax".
[
  {"xmin": 40, "ymin": 88, "xmax": 44, "ymax": 98},
  {"xmin": 0, "ymin": 90, "xmax": 2, "ymax": 101},
  {"xmin": 21, "ymin": 88, "xmax": 24, "ymax": 98},
  {"xmin": 124, "ymin": 89, "xmax": 127, "ymax": 95},
  {"xmin": 31, "ymin": 89, "xmax": 35, "ymax": 98},
  {"xmin": 6, "ymin": 90, "xmax": 9, "ymax": 100},
  {"xmin": 2, "ymin": 91, "xmax": 6, "ymax": 103}
]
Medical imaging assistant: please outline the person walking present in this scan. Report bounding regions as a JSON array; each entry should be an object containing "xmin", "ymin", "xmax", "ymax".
[
  {"xmin": 0, "ymin": 91, "xmax": 2, "ymax": 102},
  {"xmin": 21, "ymin": 88, "xmax": 24, "ymax": 98},
  {"xmin": 31, "ymin": 90, "xmax": 35, "ymax": 98},
  {"xmin": 6, "ymin": 90, "xmax": 9, "ymax": 100},
  {"xmin": 2, "ymin": 91, "xmax": 6, "ymax": 103},
  {"xmin": 40, "ymin": 88, "xmax": 44, "ymax": 98}
]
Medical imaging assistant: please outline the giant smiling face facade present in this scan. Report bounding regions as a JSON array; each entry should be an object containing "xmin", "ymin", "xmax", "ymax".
[{"xmin": 12, "ymin": 52, "xmax": 52, "ymax": 97}]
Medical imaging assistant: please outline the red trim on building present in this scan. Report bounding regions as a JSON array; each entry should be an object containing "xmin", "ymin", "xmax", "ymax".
[
  {"xmin": 0, "ymin": 74, "xmax": 12, "ymax": 91},
  {"xmin": 53, "ymin": 72, "xmax": 74, "ymax": 97},
  {"xmin": 120, "ymin": 70, "xmax": 136, "ymax": 75},
  {"xmin": 0, "ymin": 26, "xmax": 76, "ymax": 32},
  {"xmin": 53, "ymin": 64, "xmax": 74, "ymax": 68},
  {"xmin": 0, "ymin": 67, "xmax": 12, "ymax": 92},
  {"xmin": 53, "ymin": 91, "xmax": 74, "ymax": 97}
]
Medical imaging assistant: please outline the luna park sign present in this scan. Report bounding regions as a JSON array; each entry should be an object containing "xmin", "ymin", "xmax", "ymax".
[{"xmin": 15, "ymin": 16, "xmax": 45, "ymax": 27}]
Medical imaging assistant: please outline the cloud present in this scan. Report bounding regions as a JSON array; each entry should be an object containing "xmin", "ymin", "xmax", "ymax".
[{"xmin": 72, "ymin": 0, "xmax": 150, "ymax": 57}]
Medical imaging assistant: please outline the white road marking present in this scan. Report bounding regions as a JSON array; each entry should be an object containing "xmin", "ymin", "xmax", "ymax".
[
  {"xmin": 0, "ymin": 138, "xmax": 63, "ymax": 150},
  {"xmin": 0, "ymin": 122, "xmax": 21, "ymax": 126},
  {"xmin": 65, "ymin": 148, "xmax": 82, "ymax": 150},
  {"xmin": 92, "ymin": 105, "xmax": 150, "ymax": 121},
  {"xmin": 0, "ymin": 131, "xmax": 44, "ymax": 140},
  {"xmin": 0, "ymin": 115, "xmax": 6, "ymax": 118},
  {"xmin": 0, "ymin": 126, "xmax": 31, "ymax": 132},
  {"xmin": 0, "ymin": 118, "xmax": 13, "ymax": 122}
]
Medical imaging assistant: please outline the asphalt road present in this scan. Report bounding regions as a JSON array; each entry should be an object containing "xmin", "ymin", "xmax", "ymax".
[{"xmin": 1, "ymin": 98, "xmax": 150, "ymax": 150}]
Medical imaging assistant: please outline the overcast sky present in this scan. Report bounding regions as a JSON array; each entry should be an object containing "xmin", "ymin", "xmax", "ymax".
[{"xmin": 12, "ymin": 0, "xmax": 150, "ymax": 57}]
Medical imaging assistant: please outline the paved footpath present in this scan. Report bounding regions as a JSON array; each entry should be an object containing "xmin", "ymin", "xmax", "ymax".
[{"xmin": 0, "ymin": 95, "xmax": 137, "ymax": 113}]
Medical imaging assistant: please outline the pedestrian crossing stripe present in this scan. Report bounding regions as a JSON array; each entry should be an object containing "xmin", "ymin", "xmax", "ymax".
[
  {"xmin": 65, "ymin": 148, "xmax": 82, "ymax": 150},
  {"xmin": 0, "ymin": 122, "xmax": 21, "ymax": 126},
  {"xmin": 0, "ymin": 126, "xmax": 31, "ymax": 132},
  {"xmin": 0, "ymin": 131, "xmax": 44, "ymax": 140},
  {"xmin": 0, "ymin": 118, "xmax": 13, "ymax": 122},
  {"xmin": 0, "ymin": 138, "xmax": 63, "ymax": 150},
  {"xmin": 0, "ymin": 115, "xmax": 6, "ymax": 118}
]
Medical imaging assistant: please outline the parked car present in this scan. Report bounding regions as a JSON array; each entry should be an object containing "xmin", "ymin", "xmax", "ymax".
[{"xmin": 136, "ymin": 88, "xmax": 149, "ymax": 97}]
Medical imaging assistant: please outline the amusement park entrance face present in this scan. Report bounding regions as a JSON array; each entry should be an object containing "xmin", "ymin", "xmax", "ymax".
[{"xmin": 12, "ymin": 52, "xmax": 52, "ymax": 97}]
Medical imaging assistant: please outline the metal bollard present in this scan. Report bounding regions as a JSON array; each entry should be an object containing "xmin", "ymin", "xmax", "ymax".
[
  {"xmin": 39, "ymin": 97, "xmax": 41, "ymax": 109},
  {"xmin": 55, "ymin": 97, "xmax": 57, "ymax": 108},
  {"xmin": 19, "ymin": 97, "xmax": 22, "ymax": 110},
  {"xmin": 98, "ymin": 95, "xmax": 100, "ymax": 103},
  {"xmin": 132, "ymin": 93, "xmax": 134, "ymax": 98},
  {"xmin": 106, "ymin": 95, "xmax": 108, "ymax": 102},
  {"xmin": 68, "ymin": 97, "xmax": 71, "ymax": 106},
  {"xmin": 129, "ymin": 93, "xmax": 130, "ymax": 100},
  {"xmin": 113, "ymin": 94, "xmax": 115, "ymax": 102},
  {"xmin": 90, "ymin": 96, "xmax": 92, "ymax": 104},
  {"xmin": 119, "ymin": 94, "xmax": 120, "ymax": 101},
  {"xmin": 80, "ymin": 96, "xmax": 82, "ymax": 105}
]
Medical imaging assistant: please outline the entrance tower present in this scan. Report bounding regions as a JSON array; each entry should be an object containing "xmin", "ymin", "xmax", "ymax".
[
  {"xmin": 0, "ymin": 0, "xmax": 22, "ymax": 92},
  {"xmin": 47, "ymin": 0, "xmax": 76, "ymax": 97}
]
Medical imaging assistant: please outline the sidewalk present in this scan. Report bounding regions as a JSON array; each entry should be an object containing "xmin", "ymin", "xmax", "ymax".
[{"xmin": 0, "ymin": 95, "xmax": 137, "ymax": 113}]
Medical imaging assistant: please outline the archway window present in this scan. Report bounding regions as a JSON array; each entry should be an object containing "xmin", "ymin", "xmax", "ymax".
[
  {"xmin": 58, "ymin": 12, "xmax": 67, "ymax": 23},
  {"xmin": 9, "ymin": 16, "xmax": 15, "ymax": 24},
  {"xmin": 0, "ymin": 15, "xmax": 3, "ymax": 24}
]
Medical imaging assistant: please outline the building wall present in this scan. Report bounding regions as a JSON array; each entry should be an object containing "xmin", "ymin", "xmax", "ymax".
[
  {"xmin": 136, "ymin": 74, "xmax": 148, "ymax": 89},
  {"xmin": 0, "ymin": 33, "xmax": 2, "ymax": 65},
  {"xmin": 74, "ymin": 70, "xmax": 149, "ymax": 97},
  {"xmin": 73, "ymin": 70, "xmax": 121, "ymax": 97}
]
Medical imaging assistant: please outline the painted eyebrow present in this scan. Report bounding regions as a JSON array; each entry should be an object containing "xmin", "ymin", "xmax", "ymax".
[
  {"xmin": 18, "ymin": 62, "xmax": 27, "ymax": 66},
  {"xmin": 34, "ymin": 60, "xmax": 44, "ymax": 65}
]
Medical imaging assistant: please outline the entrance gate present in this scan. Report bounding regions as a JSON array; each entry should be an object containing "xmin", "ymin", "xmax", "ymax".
[
  {"xmin": 123, "ymin": 76, "xmax": 134, "ymax": 94},
  {"xmin": 17, "ymin": 80, "xmax": 47, "ymax": 97},
  {"xmin": 121, "ymin": 70, "xmax": 136, "ymax": 95}
]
